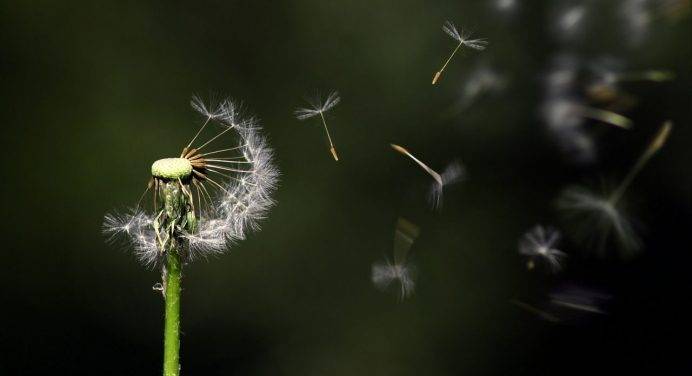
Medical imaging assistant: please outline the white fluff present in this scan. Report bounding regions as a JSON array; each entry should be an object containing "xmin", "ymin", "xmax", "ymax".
[{"xmin": 104, "ymin": 98, "xmax": 279, "ymax": 266}]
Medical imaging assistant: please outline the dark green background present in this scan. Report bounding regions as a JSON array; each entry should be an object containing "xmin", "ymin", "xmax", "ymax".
[{"xmin": 2, "ymin": 1, "xmax": 691, "ymax": 374}]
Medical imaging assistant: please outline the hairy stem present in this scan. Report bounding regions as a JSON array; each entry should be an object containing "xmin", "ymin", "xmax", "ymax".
[{"xmin": 163, "ymin": 246, "xmax": 182, "ymax": 376}]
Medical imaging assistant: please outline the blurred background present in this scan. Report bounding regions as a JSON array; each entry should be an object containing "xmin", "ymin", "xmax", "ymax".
[{"xmin": 1, "ymin": 1, "xmax": 691, "ymax": 374}]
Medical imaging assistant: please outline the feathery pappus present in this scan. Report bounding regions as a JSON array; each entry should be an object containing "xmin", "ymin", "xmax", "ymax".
[
  {"xmin": 432, "ymin": 21, "xmax": 488, "ymax": 85},
  {"xmin": 557, "ymin": 121, "xmax": 672, "ymax": 256},
  {"xmin": 372, "ymin": 218, "xmax": 420, "ymax": 301},
  {"xmin": 390, "ymin": 144, "xmax": 464, "ymax": 210},
  {"xmin": 295, "ymin": 91, "xmax": 341, "ymax": 161},
  {"xmin": 518, "ymin": 225, "xmax": 567, "ymax": 273},
  {"xmin": 103, "ymin": 96, "xmax": 279, "ymax": 267}
]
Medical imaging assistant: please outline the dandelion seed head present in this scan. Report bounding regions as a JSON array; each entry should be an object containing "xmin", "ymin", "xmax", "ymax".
[
  {"xmin": 518, "ymin": 225, "xmax": 566, "ymax": 273},
  {"xmin": 104, "ymin": 97, "xmax": 279, "ymax": 267}
]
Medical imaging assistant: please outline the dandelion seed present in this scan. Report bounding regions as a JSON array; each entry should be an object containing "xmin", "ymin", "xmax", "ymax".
[
  {"xmin": 518, "ymin": 225, "xmax": 567, "ymax": 273},
  {"xmin": 432, "ymin": 21, "xmax": 487, "ymax": 85},
  {"xmin": 557, "ymin": 121, "xmax": 673, "ymax": 255},
  {"xmin": 372, "ymin": 218, "xmax": 420, "ymax": 300},
  {"xmin": 295, "ymin": 91, "xmax": 341, "ymax": 161},
  {"xmin": 390, "ymin": 144, "xmax": 464, "ymax": 210}
]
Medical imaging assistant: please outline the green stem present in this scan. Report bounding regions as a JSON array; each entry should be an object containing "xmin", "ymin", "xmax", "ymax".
[{"xmin": 163, "ymin": 247, "xmax": 182, "ymax": 376}]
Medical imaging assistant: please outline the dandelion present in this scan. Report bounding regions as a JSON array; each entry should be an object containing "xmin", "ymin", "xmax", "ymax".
[
  {"xmin": 557, "ymin": 121, "xmax": 673, "ymax": 256},
  {"xmin": 295, "ymin": 91, "xmax": 341, "ymax": 161},
  {"xmin": 518, "ymin": 225, "xmax": 567, "ymax": 273},
  {"xmin": 390, "ymin": 144, "xmax": 464, "ymax": 210},
  {"xmin": 432, "ymin": 21, "xmax": 487, "ymax": 85},
  {"xmin": 103, "ymin": 96, "xmax": 279, "ymax": 376},
  {"xmin": 372, "ymin": 218, "xmax": 420, "ymax": 300}
]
